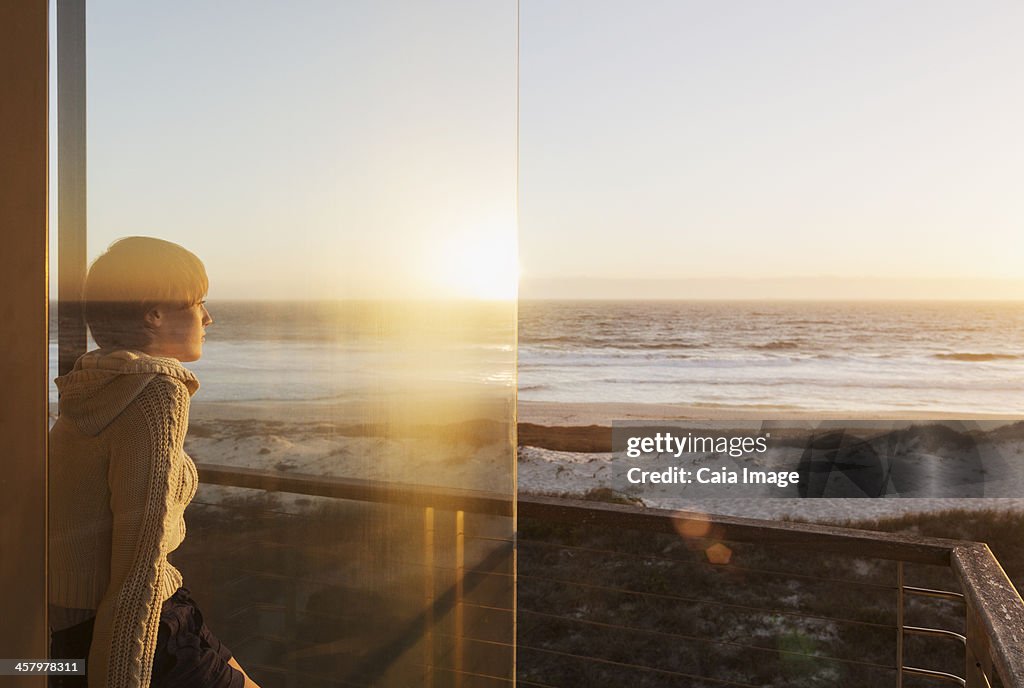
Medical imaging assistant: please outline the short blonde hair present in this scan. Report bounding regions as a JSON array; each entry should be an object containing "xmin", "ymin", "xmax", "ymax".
[{"xmin": 84, "ymin": 237, "xmax": 209, "ymax": 350}]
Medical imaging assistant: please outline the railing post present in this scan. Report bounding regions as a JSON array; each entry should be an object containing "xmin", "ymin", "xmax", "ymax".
[
  {"xmin": 455, "ymin": 509, "xmax": 465, "ymax": 688},
  {"xmin": 285, "ymin": 544, "xmax": 297, "ymax": 688},
  {"xmin": 965, "ymin": 598, "xmax": 992, "ymax": 688},
  {"xmin": 896, "ymin": 562, "xmax": 904, "ymax": 687},
  {"xmin": 424, "ymin": 506, "xmax": 435, "ymax": 687},
  {"xmin": 952, "ymin": 542, "xmax": 1024, "ymax": 687}
]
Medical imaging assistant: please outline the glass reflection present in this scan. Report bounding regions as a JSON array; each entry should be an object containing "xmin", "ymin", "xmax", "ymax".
[{"xmin": 54, "ymin": 2, "xmax": 518, "ymax": 685}]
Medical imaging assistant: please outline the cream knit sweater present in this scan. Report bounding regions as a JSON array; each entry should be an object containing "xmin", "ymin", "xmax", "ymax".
[{"xmin": 49, "ymin": 349, "xmax": 200, "ymax": 688}]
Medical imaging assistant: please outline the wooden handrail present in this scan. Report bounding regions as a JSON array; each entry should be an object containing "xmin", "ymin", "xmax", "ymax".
[
  {"xmin": 198, "ymin": 463, "xmax": 513, "ymax": 516},
  {"xmin": 954, "ymin": 543, "xmax": 1024, "ymax": 685},
  {"xmin": 194, "ymin": 462, "xmax": 1024, "ymax": 687},
  {"xmin": 516, "ymin": 493, "xmax": 961, "ymax": 566}
]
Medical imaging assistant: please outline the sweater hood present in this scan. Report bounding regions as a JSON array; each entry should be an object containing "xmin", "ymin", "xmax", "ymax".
[{"xmin": 54, "ymin": 349, "xmax": 200, "ymax": 436}]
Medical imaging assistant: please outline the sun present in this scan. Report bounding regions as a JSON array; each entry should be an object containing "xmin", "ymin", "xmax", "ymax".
[{"xmin": 434, "ymin": 224, "xmax": 518, "ymax": 301}]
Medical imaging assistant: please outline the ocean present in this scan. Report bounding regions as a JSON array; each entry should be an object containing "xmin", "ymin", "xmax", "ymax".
[
  {"xmin": 50, "ymin": 300, "xmax": 1024, "ymax": 416},
  {"xmin": 518, "ymin": 300, "xmax": 1024, "ymax": 416},
  {"xmin": 48, "ymin": 300, "xmax": 516, "ymax": 406}
]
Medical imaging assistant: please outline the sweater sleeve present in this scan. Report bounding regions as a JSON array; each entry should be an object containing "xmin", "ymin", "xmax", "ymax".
[{"xmin": 88, "ymin": 378, "xmax": 190, "ymax": 688}]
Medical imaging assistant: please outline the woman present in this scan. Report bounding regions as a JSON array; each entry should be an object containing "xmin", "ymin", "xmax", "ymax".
[{"xmin": 49, "ymin": 237, "xmax": 260, "ymax": 688}]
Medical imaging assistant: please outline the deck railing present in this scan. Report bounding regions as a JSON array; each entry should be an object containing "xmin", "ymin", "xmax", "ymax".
[{"xmin": 189, "ymin": 463, "xmax": 1024, "ymax": 688}]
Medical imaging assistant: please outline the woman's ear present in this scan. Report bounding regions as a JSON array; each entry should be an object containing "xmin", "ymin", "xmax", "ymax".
[{"xmin": 143, "ymin": 306, "xmax": 163, "ymax": 331}]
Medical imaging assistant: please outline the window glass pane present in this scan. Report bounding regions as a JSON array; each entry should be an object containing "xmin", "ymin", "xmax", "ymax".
[{"xmin": 54, "ymin": 3, "xmax": 517, "ymax": 685}]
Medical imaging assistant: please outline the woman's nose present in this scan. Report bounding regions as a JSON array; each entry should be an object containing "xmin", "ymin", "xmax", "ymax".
[{"xmin": 203, "ymin": 307, "xmax": 213, "ymax": 326}]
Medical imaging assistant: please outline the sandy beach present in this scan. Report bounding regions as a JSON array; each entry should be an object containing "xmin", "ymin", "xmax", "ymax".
[
  {"xmin": 174, "ymin": 398, "xmax": 1024, "ymax": 524},
  {"xmin": 185, "ymin": 396, "xmax": 515, "ymax": 496}
]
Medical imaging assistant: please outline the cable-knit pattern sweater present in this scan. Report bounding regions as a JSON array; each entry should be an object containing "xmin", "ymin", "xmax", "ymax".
[{"xmin": 49, "ymin": 349, "xmax": 200, "ymax": 688}]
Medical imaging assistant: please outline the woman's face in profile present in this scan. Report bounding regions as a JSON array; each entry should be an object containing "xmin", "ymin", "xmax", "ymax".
[{"xmin": 145, "ymin": 300, "xmax": 213, "ymax": 362}]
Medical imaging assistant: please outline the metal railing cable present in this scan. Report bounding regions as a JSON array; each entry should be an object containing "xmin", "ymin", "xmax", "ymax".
[
  {"xmin": 902, "ymin": 665, "xmax": 969, "ymax": 686},
  {"xmin": 217, "ymin": 564, "xmax": 901, "ymax": 683},
  {"xmin": 211, "ymin": 565, "xmax": 898, "ymax": 677},
  {"xmin": 904, "ymin": 585, "xmax": 965, "ymax": 602},
  {"xmin": 516, "ymin": 644, "xmax": 765, "ymax": 688},
  {"xmin": 207, "ymin": 549, "xmax": 515, "ymax": 590},
  {"xmin": 516, "ymin": 679, "xmax": 561, "ymax": 688},
  {"xmin": 205, "ymin": 527, "xmax": 896, "ymax": 637},
  {"xmin": 518, "ymin": 607, "xmax": 898, "ymax": 672},
  {"xmin": 219, "ymin": 561, "xmax": 961, "ymax": 684},
  {"xmin": 516, "ymin": 572, "xmax": 897, "ymax": 631},
  {"xmin": 340, "ymin": 541, "xmax": 513, "ymax": 685},
  {"xmin": 518, "ymin": 535, "xmax": 901, "ymax": 590},
  {"xmin": 191, "ymin": 464, "xmax": 1024, "ymax": 688},
  {"xmin": 431, "ymin": 666, "xmax": 517, "ymax": 684}
]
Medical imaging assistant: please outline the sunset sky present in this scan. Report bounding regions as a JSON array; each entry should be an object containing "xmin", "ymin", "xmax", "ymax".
[
  {"xmin": 61, "ymin": 0, "xmax": 1023, "ymax": 300},
  {"xmin": 517, "ymin": 0, "xmax": 1023, "ymax": 299}
]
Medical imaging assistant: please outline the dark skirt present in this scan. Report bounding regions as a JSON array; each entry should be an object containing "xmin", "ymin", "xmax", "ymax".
[{"xmin": 50, "ymin": 587, "xmax": 246, "ymax": 688}]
